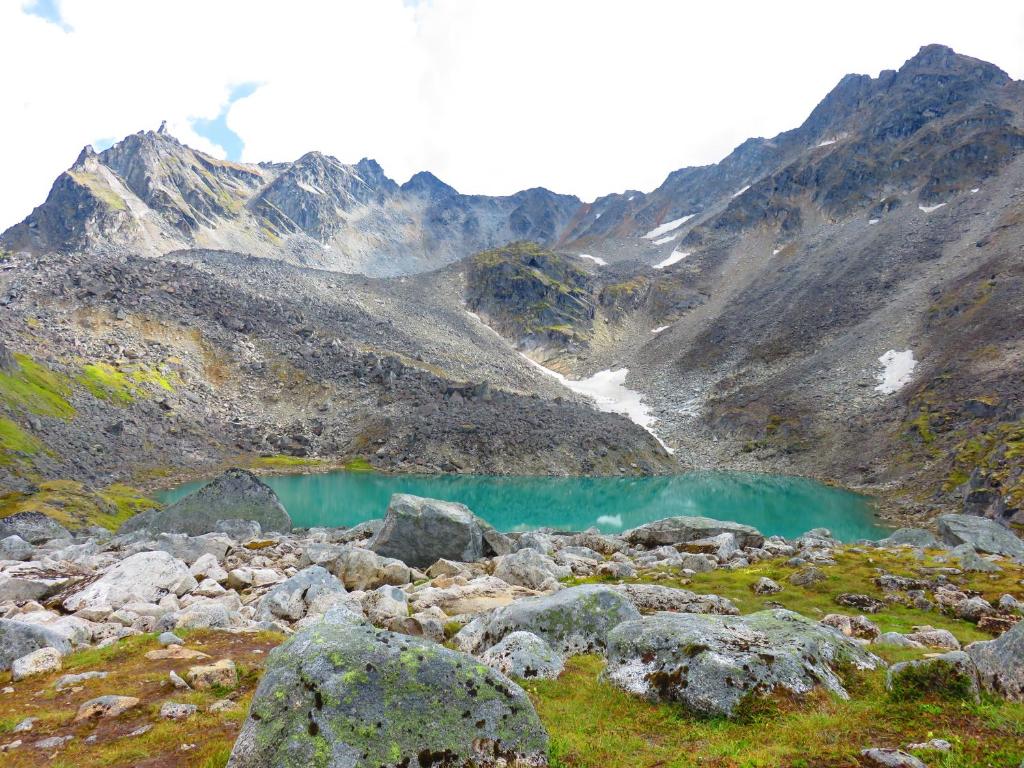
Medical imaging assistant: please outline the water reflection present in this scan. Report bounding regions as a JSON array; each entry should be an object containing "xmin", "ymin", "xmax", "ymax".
[{"xmin": 159, "ymin": 470, "xmax": 888, "ymax": 542}]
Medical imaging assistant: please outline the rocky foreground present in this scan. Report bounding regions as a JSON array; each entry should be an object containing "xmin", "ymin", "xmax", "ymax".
[{"xmin": 1, "ymin": 470, "xmax": 1023, "ymax": 767}]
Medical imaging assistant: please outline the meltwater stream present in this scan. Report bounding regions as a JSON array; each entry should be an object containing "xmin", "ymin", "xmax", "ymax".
[{"xmin": 158, "ymin": 470, "xmax": 888, "ymax": 542}]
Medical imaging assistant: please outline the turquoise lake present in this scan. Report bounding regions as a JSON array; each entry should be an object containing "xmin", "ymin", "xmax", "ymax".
[{"xmin": 158, "ymin": 470, "xmax": 889, "ymax": 542}]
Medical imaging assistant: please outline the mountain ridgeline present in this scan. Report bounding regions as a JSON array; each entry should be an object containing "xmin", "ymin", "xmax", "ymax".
[{"xmin": 2, "ymin": 44, "xmax": 1024, "ymax": 525}]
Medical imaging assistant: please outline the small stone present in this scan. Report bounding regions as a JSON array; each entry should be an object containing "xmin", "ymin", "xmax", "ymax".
[
  {"xmin": 860, "ymin": 747, "xmax": 928, "ymax": 768},
  {"xmin": 1, "ymin": 739, "xmax": 22, "ymax": 752},
  {"xmin": 13, "ymin": 717, "xmax": 36, "ymax": 733},
  {"xmin": 34, "ymin": 735, "xmax": 73, "ymax": 750},
  {"xmin": 186, "ymin": 658, "xmax": 237, "ymax": 690},
  {"xmin": 158, "ymin": 632, "xmax": 184, "ymax": 646},
  {"xmin": 124, "ymin": 725, "xmax": 153, "ymax": 738},
  {"xmin": 74, "ymin": 695, "xmax": 140, "ymax": 721},
  {"xmin": 752, "ymin": 577, "xmax": 782, "ymax": 595},
  {"xmin": 208, "ymin": 699, "xmax": 237, "ymax": 713},
  {"xmin": 905, "ymin": 738, "xmax": 951, "ymax": 752},
  {"xmin": 54, "ymin": 671, "xmax": 107, "ymax": 691},
  {"xmin": 160, "ymin": 702, "xmax": 198, "ymax": 720},
  {"xmin": 145, "ymin": 646, "xmax": 210, "ymax": 661},
  {"xmin": 169, "ymin": 670, "xmax": 191, "ymax": 690},
  {"xmin": 789, "ymin": 566, "xmax": 825, "ymax": 586}
]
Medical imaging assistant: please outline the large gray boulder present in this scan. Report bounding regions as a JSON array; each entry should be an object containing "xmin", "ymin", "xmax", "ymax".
[
  {"xmin": 623, "ymin": 516, "xmax": 764, "ymax": 549},
  {"xmin": 612, "ymin": 583, "xmax": 738, "ymax": 615},
  {"xmin": 0, "ymin": 511, "xmax": 70, "ymax": 544},
  {"xmin": 493, "ymin": 548, "xmax": 571, "ymax": 589},
  {"xmin": 227, "ymin": 623, "xmax": 548, "ymax": 768},
  {"xmin": 603, "ymin": 609, "xmax": 882, "ymax": 718},
  {"xmin": 475, "ymin": 584, "xmax": 640, "ymax": 655},
  {"xmin": 966, "ymin": 620, "xmax": 1024, "ymax": 700},
  {"xmin": 876, "ymin": 528, "xmax": 941, "ymax": 548},
  {"xmin": 255, "ymin": 566, "xmax": 346, "ymax": 623},
  {"xmin": 369, "ymin": 493, "xmax": 512, "ymax": 568},
  {"xmin": 62, "ymin": 550, "xmax": 196, "ymax": 612},
  {"xmin": 481, "ymin": 631, "xmax": 564, "ymax": 680},
  {"xmin": 936, "ymin": 514, "xmax": 1024, "ymax": 559},
  {"xmin": 123, "ymin": 469, "xmax": 291, "ymax": 536},
  {"xmin": 0, "ymin": 619, "xmax": 72, "ymax": 671}
]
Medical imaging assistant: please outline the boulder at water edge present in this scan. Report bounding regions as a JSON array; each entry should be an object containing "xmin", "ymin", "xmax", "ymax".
[
  {"xmin": 227, "ymin": 623, "xmax": 548, "ymax": 768},
  {"xmin": 603, "ymin": 609, "xmax": 883, "ymax": 717},
  {"xmin": 122, "ymin": 468, "xmax": 291, "ymax": 536},
  {"xmin": 623, "ymin": 516, "xmax": 764, "ymax": 549},
  {"xmin": 369, "ymin": 493, "xmax": 512, "ymax": 568}
]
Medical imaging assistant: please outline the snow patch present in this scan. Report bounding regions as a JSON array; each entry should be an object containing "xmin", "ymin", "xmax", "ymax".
[
  {"xmin": 868, "ymin": 218, "xmax": 880, "ymax": 225},
  {"xmin": 732, "ymin": 185, "xmax": 751, "ymax": 198},
  {"xmin": 874, "ymin": 350, "xmax": 917, "ymax": 394},
  {"xmin": 816, "ymin": 138, "xmax": 838, "ymax": 147},
  {"xmin": 642, "ymin": 214, "xmax": 694, "ymax": 240},
  {"xmin": 652, "ymin": 234, "xmax": 678, "ymax": 246},
  {"xmin": 651, "ymin": 325, "xmax": 670, "ymax": 334},
  {"xmin": 970, "ymin": 188, "xmax": 980, "ymax": 194},
  {"xmin": 919, "ymin": 202, "xmax": 946, "ymax": 213},
  {"xmin": 627, "ymin": 195, "xmax": 636, "ymax": 202},
  {"xmin": 654, "ymin": 250, "xmax": 689, "ymax": 269},
  {"xmin": 577, "ymin": 253, "xmax": 608, "ymax": 266},
  {"xmin": 522, "ymin": 357, "xmax": 672, "ymax": 453},
  {"xmin": 596, "ymin": 514, "xmax": 623, "ymax": 528},
  {"xmin": 772, "ymin": 247, "xmax": 782, "ymax": 256},
  {"xmin": 595, "ymin": 212, "xmax": 602, "ymax": 219},
  {"xmin": 297, "ymin": 180, "xmax": 326, "ymax": 196}
]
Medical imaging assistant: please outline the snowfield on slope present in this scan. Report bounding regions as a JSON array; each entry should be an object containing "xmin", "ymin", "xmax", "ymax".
[
  {"xmin": 875, "ymin": 349, "xmax": 917, "ymax": 394},
  {"xmin": 654, "ymin": 250, "xmax": 690, "ymax": 269},
  {"xmin": 642, "ymin": 214, "xmax": 694, "ymax": 240}
]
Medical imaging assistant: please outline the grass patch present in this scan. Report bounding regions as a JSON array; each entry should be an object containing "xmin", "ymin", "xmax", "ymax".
[
  {"xmin": 344, "ymin": 457, "xmax": 374, "ymax": 472},
  {"xmin": 251, "ymin": 455, "xmax": 325, "ymax": 470},
  {"xmin": 0, "ymin": 416, "xmax": 45, "ymax": 467},
  {"xmin": 0, "ymin": 353, "xmax": 76, "ymax": 419},
  {"xmin": 527, "ymin": 655, "xmax": 1024, "ymax": 767},
  {"xmin": 78, "ymin": 361, "xmax": 177, "ymax": 404},
  {"xmin": 0, "ymin": 480, "xmax": 159, "ymax": 531}
]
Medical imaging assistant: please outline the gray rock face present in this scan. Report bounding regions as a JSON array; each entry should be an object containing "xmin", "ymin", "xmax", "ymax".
[
  {"xmin": 62, "ymin": 550, "xmax": 196, "ymax": 612},
  {"xmin": 612, "ymin": 584, "xmax": 738, "ymax": 615},
  {"xmin": 124, "ymin": 469, "xmax": 291, "ymax": 536},
  {"xmin": 369, "ymin": 493, "xmax": 511, "ymax": 568},
  {"xmin": 227, "ymin": 623, "xmax": 548, "ymax": 768},
  {"xmin": 255, "ymin": 566, "xmax": 346, "ymax": 623},
  {"xmin": 966, "ymin": 620, "xmax": 1024, "ymax": 700},
  {"xmin": 0, "ymin": 512, "xmax": 70, "ymax": 544},
  {"xmin": 0, "ymin": 534, "xmax": 34, "ymax": 561},
  {"xmin": 0, "ymin": 619, "xmax": 72, "ymax": 671},
  {"xmin": 493, "ymin": 548, "xmax": 571, "ymax": 589},
  {"xmin": 481, "ymin": 631, "xmax": 565, "ymax": 680},
  {"xmin": 475, "ymin": 584, "xmax": 640, "ymax": 655},
  {"xmin": 936, "ymin": 514, "xmax": 1024, "ymax": 559},
  {"xmin": 603, "ymin": 609, "xmax": 882, "ymax": 717},
  {"xmin": 623, "ymin": 516, "xmax": 764, "ymax": 549}
]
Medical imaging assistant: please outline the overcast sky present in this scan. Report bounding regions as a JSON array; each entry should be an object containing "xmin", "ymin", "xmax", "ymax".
[{"xmin": 2, "ymin": 0, "xmax": 1023, "ymax": 231}]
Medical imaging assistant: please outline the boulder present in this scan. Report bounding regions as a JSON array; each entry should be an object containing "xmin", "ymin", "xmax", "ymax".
[
  {"xmin": 876, "ymin": 528, "xmax": 941, "ymax": 548},
  {"xmin": 153, "ymin": 532, "xmax": 232, "ymax": 565},
  {"xmin": 74, "ymin": 695, "xmax": 140, "ymax": 721},
  {"xmin": 612, "ymin": 583, "xmax": 738, "ymax": 615},
  {"xmin": 821, "ymin": 614, "xmax": 880, "ymax": 640},
  {"xmin": 860, "ymin": 748, "xmax": 928, "ymax": 768},
  {"xmin": 752, "ymin": 577, "xmax": 782, "ymax": 595},
  {"xmin": 907, "ymin": 626, "xmax": 960, "ymax": 651},
  {"xmin": 602, "ymin": 609, "xmax": 882, "ymax": 718},
  {"xmin": 966, "ymin": 619, "xmax": 1024, "ymax": 700},
  {"xmin": 886, "ymin": 650, "xmax": 980, "ymax": 702},
  {"xmin": 332, "ymin": 547, "xmax": 411, "ymax": 591},
  {"xmin": 493, "ymin": 548, "xmax": 571, "ymax": 589},
  {"xmin": 951, "ymin": 544, "xmax": 1002, "ymax": 573},
  {"xmin": 0, "ymin": 512, "xmax": 70, "ymax": 544},
  {"xmin": 62, "ymin": 551, "xmax": 196, "ymax": 612},
  {"xmin": 123, "ymin": 469, "xmax": 291, "ymax": 536},
  {"xmin": 11, "ymin": 647, "xmax": 62, "ymax": 681},
  {"xmin": 936, "ymin": 514, "xmax": 1024, "ymax": 559},
  {"xmin": 623, "ymin": 516, "xmax": 764, "ymax": 549},
  {"xmin": 474, "ymin": 584, "xmax": 640, "ymax": 655},
  {"xmin": 255, "ymin": 565, "xmax": 346, "ymax": 623},
  {"xmin": 0, "ymin": 619, "xmax": 71, "ymax": 671},
  {"xmin": 226, "ymin": 623, "xmax": 548, "ymax": 768},
  {"xmin": 789, "ymin": 566, "xmax": 826, "ymax": 586},
  {"xmin": 0, "ymin": 534, "xmax": 33, "ymax": 561},
  {"xmin": 481, "ymin": 631, "xmax": 565, "ymax": 680},
  {"xmin": 369, "ymin": 493, "xmax": 512, "ymax": 568},
  {"xmin": 187, "ymin": 659, "xmax": 237, "ymax": 690}
]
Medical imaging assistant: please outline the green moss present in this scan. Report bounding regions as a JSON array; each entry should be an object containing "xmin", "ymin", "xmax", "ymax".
[
  {"xmin": 0, "ymin": 479, "xmax": 159, "ymax": 531},
  {"xmin": 67, "ymin": 169, "xmax": 127, "ymax": 211},
  {"xmin": 0, "ymin": 354, "xmax": 76, "ymax": 419},
  {"xmin": 888, "ymin": 659, "xmax": 978, "ymax": 703},
  {"xmin": 0, "ymin": 417, "xmax": 45, "ymax": 467},
  {"xmin": 78, "ymin": 361, "xmax": 175, "ymax": 404},
  {"xmin": 344, "ymin": 457, "xmax": 374, "ymax": 472},
  {"xmin": 252, "ymin": 455, "xmax": 325, "ymax": 470}
]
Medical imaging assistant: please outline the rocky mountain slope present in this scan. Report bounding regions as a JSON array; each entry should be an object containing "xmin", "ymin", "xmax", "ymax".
[{"xmin": 2, "ymin": 44, "xmax": 1023, "ymax": 524}]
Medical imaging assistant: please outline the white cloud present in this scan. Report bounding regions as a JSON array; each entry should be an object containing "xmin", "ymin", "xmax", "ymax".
[{"xmin": 2, "ymin": 0, "xmax": 1024, "ymax": 230}]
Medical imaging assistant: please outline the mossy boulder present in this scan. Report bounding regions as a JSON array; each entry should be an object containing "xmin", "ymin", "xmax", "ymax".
[
  {"xmin": 227, "ymin": 623, "xmax": 548, "ymax": 768},
  {"xmin": 123, "ymin": 468, "xmax": 291, "ymax": 536},
  {"xmin": 886, "ymin": 650, "xmax": 980, "ymax": 702},
  {"xmin": 474, "ymin": 584, "xmax": 641, "ymax": 656},
  {"xmin": 602, "ymin": 609, "xmax": 883, "ymax": 718}
]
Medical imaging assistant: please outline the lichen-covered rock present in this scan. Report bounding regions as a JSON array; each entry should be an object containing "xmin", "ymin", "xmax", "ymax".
[
  {"xmin": 0, "ymin": 534, "xmax": 34, "ymax": 561},
  {"xmin": 0, "ymin": 619, "xmax": 72, "ymax": 671},
  {"xmin": 886, "ymin": 650, "xmax": 980, "ymax": 702},
  {"xmin": 369, "ymin": 493, "xmax": 511, "ymax": 568},
  {"xmin": 752, "ymin": 577, "xmax": 783, "ymax": 595},
  {"xmin": 481, "ymin": 631, "xmax": 565, "ymax": 680},
  {"xmin": 227, "ymin": 623, "xmax": 548, "ymax": 768},
  {"xmin": 123, "ymin": 469, "xmax": 291, "ymax": 536},
  {"xmin": 603, "ymin": 609, "xmax": 882, "ymax": 718},
  {"xmin": 876, "ymin": 528, "xmax": 941, "ymax": 548},
  {"xmin": 612, "ymin": 583, "xmax": 738, "ymax": 615},
  {"xmin": 255, "ymin": 565, "xmax": 346, "ymax": 623},
  {"xmin": 0, "ymin": 512, "xmax": 70, "ymax": 544},
  {"xmin": 623, "ymin": 516, "xmax": 764, "ymax": 549},
  {"xmin": 493, "ymin": 548, "xmax": 571, "ymax": 589},
  {"xmin": 475, "ymin": 584, "xmax": 641, "ymax": 655},
  {"xmin": 966, "ymin": 620, "xmax": 1024, "ymax": 700},
  {"xmin": 62, "ymin": 550, "xmax": 196, "ymax": 612},
  {"xmin": 936, "ymin": 514, "xmax": 1024, "ymax": 559},
  {"xmin": 860, "ymin": 748, "xmax": 928, "ymax": 768},
  {"xmin": 11, "ymin": 647, "xmax": 62, "ymax": 681}
]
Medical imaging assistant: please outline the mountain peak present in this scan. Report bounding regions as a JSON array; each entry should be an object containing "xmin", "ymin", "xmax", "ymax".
[{"xmin": 898, "ymin": 43, "xmax": 1010, "ymax": 84}]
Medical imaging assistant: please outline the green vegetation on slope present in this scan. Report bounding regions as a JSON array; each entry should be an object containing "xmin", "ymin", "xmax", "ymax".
[
  {"xmin": 0, "ymin": 353, "xmax": 76, "ymax": 419},
  {"xmin": 78, "ymin": 361, "xmax": 176, "ymax": 404},
  {"xmin": 0, "ymin": 480, "xmax": 160, "ymax": 531},
  {"xmin": 0, "ymin": 417, "xmax": 45, "ymax": 467}
]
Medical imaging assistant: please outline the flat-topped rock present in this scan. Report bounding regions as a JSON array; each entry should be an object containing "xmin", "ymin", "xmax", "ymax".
[{"xmin": 623, "ymin": 516, "xmax": 764, "ymax": 549}]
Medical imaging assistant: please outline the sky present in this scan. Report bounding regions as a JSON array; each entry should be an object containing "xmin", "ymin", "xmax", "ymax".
[{"xmin": 2, "ymin": 0, "xmax": 1023, "ymax": 231}]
